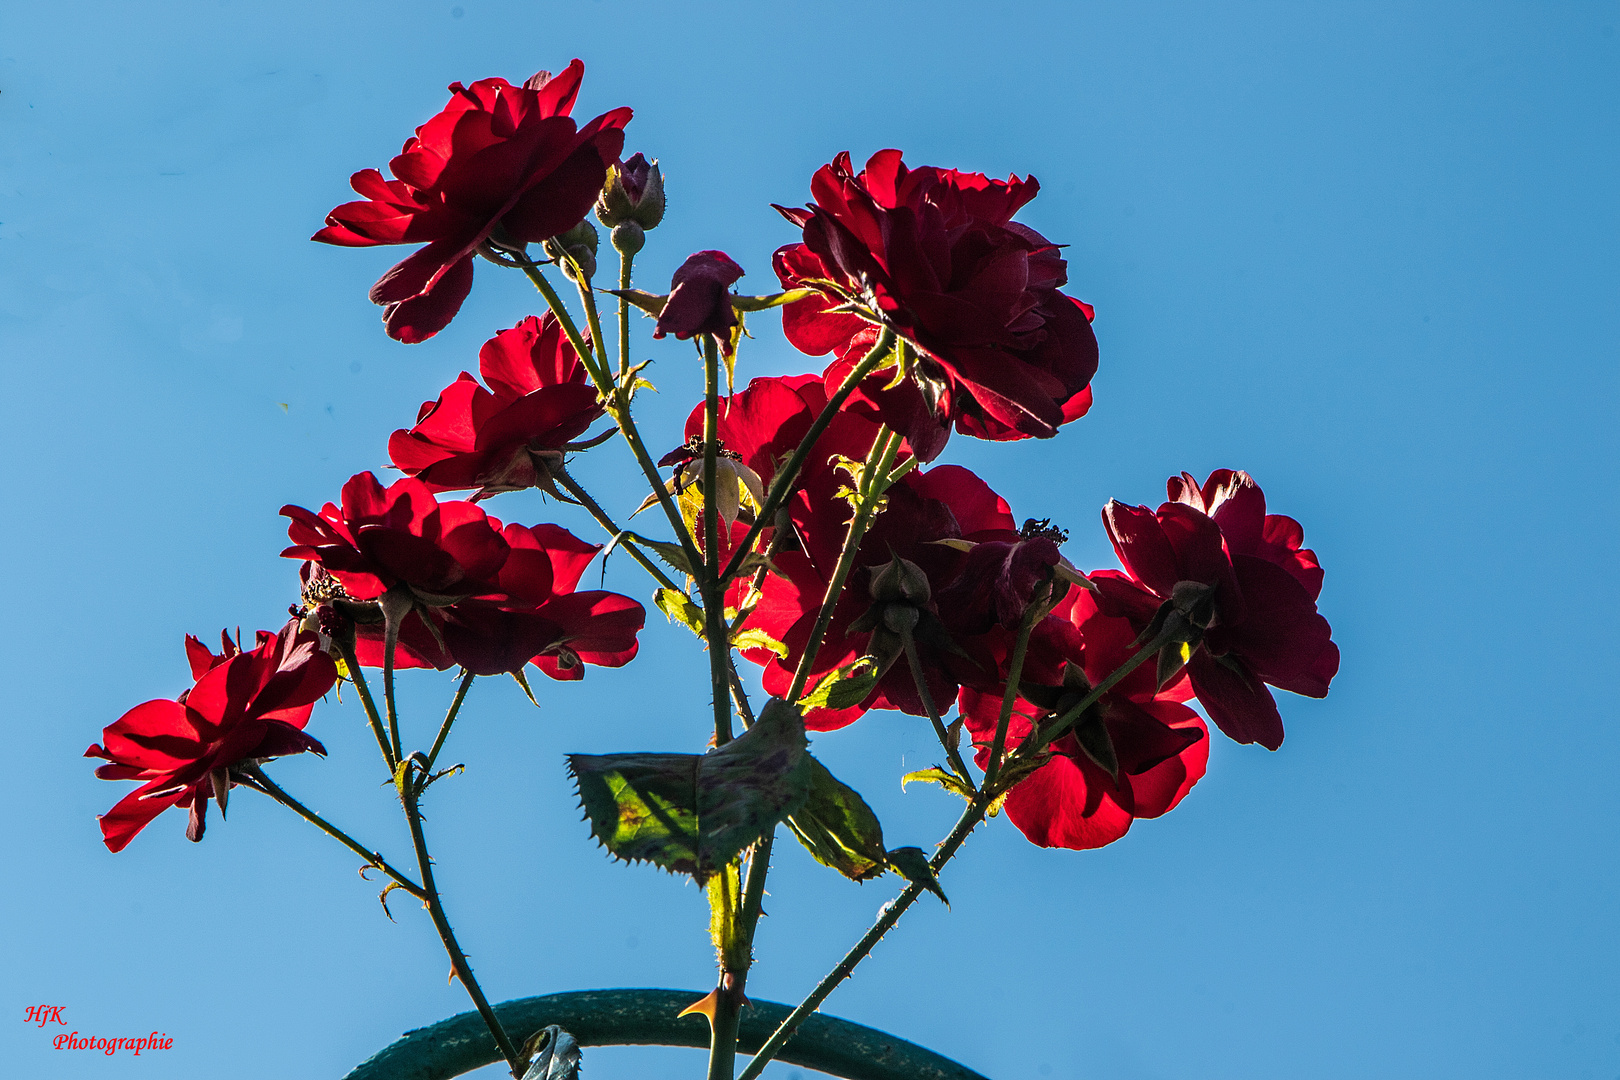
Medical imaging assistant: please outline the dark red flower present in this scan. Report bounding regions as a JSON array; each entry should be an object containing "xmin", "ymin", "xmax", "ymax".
[
  {"xmin": 285, "ymin": 477, "xmax": 644, "ymax": 678},
  {"xmin": 314, "ymin": 61, "xmax": 631, "ymax": 343},
  {"xmin": 388, "ymin": 314, "xmax": 604, "ymax": 496},
  {"xmin": 959, "ymin": 589, "xmax": 1207, "ymax": 851},
  {"xmin": 737, "ymin": 461, "xmax": 1016, "ymax": 730},
  {"xmin": 437, "ymin": 522, "xmax": 645, "ymax": 680},
  {"xmin": 87, "ymin": 621, "xmax": 336, "ymax": 852},
  {"xmin": 654, "ymin": 251, "xmax": 745, "ymax": 352},
  {"xmin": 1095, "ymin": 469, "xmax": 1339, "ymax": 750},
  {"xmin": 773, "ymin": 150, "xmax": 1097, "ymax": 458},
  {"xmin": 935, "ymin": 519, "xmax": 1070, "ymax": 634},
  {"xmin": 281, "ymin": 472, "xmax": 511, "ymax": 669}
]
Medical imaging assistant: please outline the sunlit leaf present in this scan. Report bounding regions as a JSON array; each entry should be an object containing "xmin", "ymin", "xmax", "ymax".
[
  {"xmin": 785, "ymin": 756, "xmax": 888, "ymax": 882},
  {"xmin": 886, "ymin": 846, "xmax": 948, "ymax": 905},
  {"xmin": 569, "ymin": 698, "xmax": 813, "ymax": 883}
]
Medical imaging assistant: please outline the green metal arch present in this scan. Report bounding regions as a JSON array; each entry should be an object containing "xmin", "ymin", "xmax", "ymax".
[{"xmin": 343, "ymin": 988, "xmax": 989, "ymax": 1080}]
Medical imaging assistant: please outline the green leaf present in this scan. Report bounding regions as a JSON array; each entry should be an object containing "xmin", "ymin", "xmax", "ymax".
[
  {"xmin": 784, "ymin": 756, "xmax": 889, "ymax": 882},
  {"xmin": 886, "ymin": 846, "xmax": 949, "ymax": 905},
  {"xmin": 900, "ymin": 765, "xmax": 975, "ymax": 802},
  {"xmin": 800, "ymin": 656, "xmax": 881, "ymax": 712},
  {"xmin": 605, "ymin": 288, "xmax": 668, "ymax": 316},
  {"xmin": 730, "ymin": 288, "xmax": 816, "ymax": 312},
  {"xmin": 606, "ymin": 530, "xmax": 694, "ymax": 577},
  {"xmin": 511, "ymin": 669, "xmax": 541, "ymax": 707},
  {"xmin": 654, "ymin": 587, "xmax": 706, "ymax": 638},
  {"xmin": 569, "ymin": 698, "xmax": 814, "ymax": 883},
  {"xmin": 730, "ymin": 627, "xmax": 788, "ymax": 658}
]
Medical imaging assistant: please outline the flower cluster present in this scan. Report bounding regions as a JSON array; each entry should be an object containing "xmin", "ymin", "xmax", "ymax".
[{"xmin": 93, "ymin": 59, "xmax": 1338, "ymax": 877}]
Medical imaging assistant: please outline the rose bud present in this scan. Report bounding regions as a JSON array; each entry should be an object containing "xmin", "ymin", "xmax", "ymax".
[
  {"xmin": 544, "ymin": 220, "xmax": 600, "ymax": 282},
  {"xmin": 653, "ymin": 251, "xmax": 744, "ymax": 352},
  {"xmin": 596, "ymin": 152, "xmax": 665, "ymax": 230}
]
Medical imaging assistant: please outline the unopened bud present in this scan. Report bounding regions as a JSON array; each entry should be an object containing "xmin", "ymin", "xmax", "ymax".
[
  {"xmin": 596, "ymin": 153, "xmax": 665, "ymax": 230},
  {"xmin": 868, "ymin": 555, "xmax": 931, "ymax": 606},
  {"xmin": 610, "ymin": 220, "xmax": 645, "ymax": 257},
  {"xmin": 544, "ymin": 220, "xmax": 599, "ymax": 282}
]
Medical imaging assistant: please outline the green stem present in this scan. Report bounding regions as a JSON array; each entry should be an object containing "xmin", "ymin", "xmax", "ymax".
[
  {"xmin": 576, "ymin": 275, "xmax": 610, "ymax": 377},
  {"xmin": 421, "ymin": 668, "xmax": 475, "ymax": 781},
  {"xmin": 401, "ymin": 770, "xmax": 525, "ymax": 1079},
  {"xmin": 786, "ymin": 428, "xmax": 901, "ymax": 702},
  {"xmin": 617, "ymin": 249, "xmax": 633, "ymax": 379},
  {"xmin": 718, "ymin": 328, "xmax": 897, "ymax": 586},
  {"xmin": 701, "ymin": 335, "xmax": 733, "ymax": 748},
  {"xmin": 241, "ymin": 765, "xmax": 424, "ymax": 901},
  {"xmin": 525, "ymin": 260, "xmax": 703, "ymax": 576},
  {"xmin": 553, "ymin": 466, "xmax": 680, "ymax": 592},
  {"xmin": 735, "ymin": 793, "xmax": 988, "ymax": 1080},
  {"xmin": 902, "ymin": 636, "xmax": 974, "ymax": 788},
  {"xmin": 738, "ymin": 625, "xmax": 1177, "ymax": 1080},
  {"xmin": 520, "ymin": 261, "xmax": 607, "ymax": 385},
  {"xmin": 982, "ymin": 600, "xmax": 1042, "ymax": 788},
  {"xmin": 338, "ymin": 640, "xmax": 396, "ymax": 774},
  {"xmin": 1032, "ymin": 626, "xmax": 1177, "ymax": 750}
]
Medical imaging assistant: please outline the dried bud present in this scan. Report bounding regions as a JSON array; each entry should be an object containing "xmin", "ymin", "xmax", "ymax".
[
  {"xmin": 868, "ymin": 554, "xmax": 932, "ymax": 606},
  {"xmin": 544, "ymin": 220, "xmax": 599, "ymax": 282},
  {"xmin": 596, "ymin": 153, "xmax": 665, "ymax": 230}
]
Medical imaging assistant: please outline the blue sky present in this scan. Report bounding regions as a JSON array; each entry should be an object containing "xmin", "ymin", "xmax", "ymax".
[{"xmin": 2, "ymin": 2, "xmax": 1617, "ymax": 1078}]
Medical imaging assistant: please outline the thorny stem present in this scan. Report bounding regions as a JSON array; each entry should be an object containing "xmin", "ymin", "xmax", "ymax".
[
  {"xmin": 983, "ymin": 599, "xmax": 1043, "ymax": 788},
  {"xmin": 553, "ymin": 466, "xmax": 680, "ymax": 592},
  {"xmin": 1036, "ymin": 626, "xmax": 1178, "ymax": 747},
  {"xmin": 240, "ymin": 765, "xmax": 424, "ymax": 901},
  {"xmin": 520, "ymin": 260, "xmax": 606, "ymax": 382},
  {"xmin": 617, "ymin": 249, "xmax": 633, "ymax": 379},
  {"xmin": 576, "ymin": 273, "xmax": 610, "ymax": 380},
  {"xmin": 701, "ymin": 335, "xmax": 733, "ymax": 748},
  {"xmin": 401, "ymin": 766, "xmax": 525, "ymax": 1078},
  {"xmin": 786, "ymin": 428, "xmax": 902, "ymax": 702},
  {"xmin": 903, "ymin": 636, "xmax": 974, "ymax": 788},
  {"xmin": 421, "ymin": 668, "xmax": 475, "ymax": 781},
  {"xmin": 337, "ymin": 640, "xmax": 396, "ymax": 774},
  {"xmin": 700, "ymin": 332, "xmax": 742, "ymax": 1080},
  {"xmin": 381, "ymin": 603, "xmax": 406, "ymax": 767},
  {"xmin": 736, "ymin": 625, "xmax": 1179, "ymax": 1080},
  {"xmin": 523, "ymin": 260, "xmax": 704, "ymax": 579},
  {"xmin": 718, "ymin": 328, "xmax": 898, "ymax": 587},
  {"xmin": 727, "ymin": 657, "xmax": 758, "ymax": 730},
  {"xmin": 734, "ymin": 794, "xmax": 986, "ymax": 1080}
]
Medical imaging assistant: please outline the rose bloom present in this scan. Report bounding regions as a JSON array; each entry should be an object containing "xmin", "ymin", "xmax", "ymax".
[
  {"xmin": 960, "ymin": 589, "xmax": 1207, "ymax": 851},
  {"xmin": 1094, "ymin": 469, "xmax": 1339, "ymax": 749},
  {"xmin": 737, "ymin": 452, "xmax": 1018, "ymax": 730},
  {"xmin": 315, "ymin": 61, "xmax": 630, "ymax": 342},
  {"xmin": 774, "ymin": 150, "xmax": 1097, "ymax": 459},
  {"xmin": 436, "ymin": 523, "xmax": 645, "ymax": 680},
  {"xmin": 87, "ymin": 621, "xmax": 336, "ymax": 852},
  {"xmin": 388, "ymin": 314, "xmax": 604, "ymax": 497}
]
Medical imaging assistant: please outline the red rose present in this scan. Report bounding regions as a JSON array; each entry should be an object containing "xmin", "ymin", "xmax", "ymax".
[
  {"xmin": 773, "ymin": 150, "xmax": 1097, "ymax": 458},
  {"xmin": 281, "ymin": 472, "xmax": 511, "ymax": 669},
  {"xmin": 437, "ymin": 523, "xmax": 645, "ymax": 680},
  {"xmin": 960, "ymin": 590, "xmax": 1207, "ymax": 851},
  {"xmin": 314, "ymin": 61, "xmax": 631, "ymax": 343},
  {"xmin": 87, "ymin": 622, "xmax": 336, "ymax": 852},
  {"xmin": 737, "ymin": 462, "xmax": 1017, "ymax": 730},
  {"xmin": 388, "ymin": 314, "xmax": 604, "ymax": 496},
  {"xmin": 653, "ymin": 251, "xmax": 745, "ymax": 352},
  {"xmin": 1095, "ymin": 470, "xmax": 1339, "ymax": 750}
]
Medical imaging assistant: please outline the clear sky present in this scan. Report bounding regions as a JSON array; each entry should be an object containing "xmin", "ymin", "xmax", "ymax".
[{"xmin": 3, "ymin": 2, "xmax": 1617, "ymax": 1078}]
